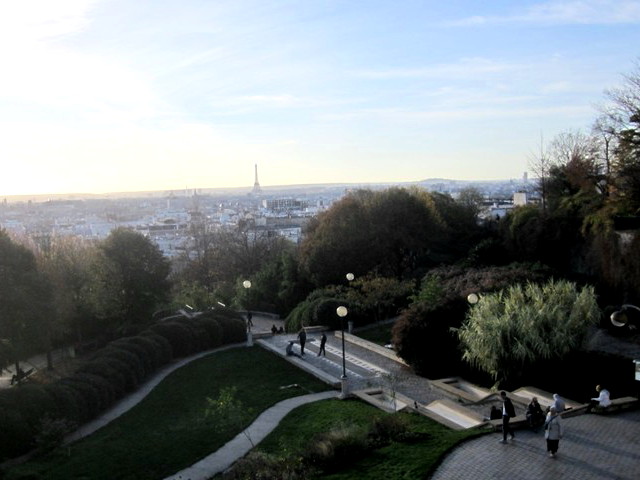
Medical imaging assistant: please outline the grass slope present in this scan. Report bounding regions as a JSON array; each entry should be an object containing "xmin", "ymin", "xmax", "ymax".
[
  {"xmin": 5, "ymin": 347, "xmax": 328, "ymax": 480},
  {"xmin": 257, "ymin": 399, "xmax": 484, "ymax": 480}
]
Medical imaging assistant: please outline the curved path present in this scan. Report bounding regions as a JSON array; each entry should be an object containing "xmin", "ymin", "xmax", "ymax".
[
  {"xmin": 164, "ymin": 390, "xmax": 338, "ymax": 480},
  {"xmin": 54, "ymin": 315, "xmax": 640, "ymax": 480},
  {"xmin": 61, "ymin": 316, "xmax": 341, "ymax": 480}
]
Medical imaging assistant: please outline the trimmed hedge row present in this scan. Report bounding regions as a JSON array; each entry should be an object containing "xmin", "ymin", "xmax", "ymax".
[{"xmin": 0, "ymin": 311, "xmax": 245, "ymax": 462}]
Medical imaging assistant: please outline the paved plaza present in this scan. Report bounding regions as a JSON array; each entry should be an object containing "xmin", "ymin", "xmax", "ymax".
[{"xmin": 431, "ymin": 409, "xmax": 640, "ymax": 480}]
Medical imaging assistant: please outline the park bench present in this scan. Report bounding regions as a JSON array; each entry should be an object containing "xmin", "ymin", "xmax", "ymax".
[{"xmin": 592, "ymin": 396, "xmax": 639, "ymax": 414}]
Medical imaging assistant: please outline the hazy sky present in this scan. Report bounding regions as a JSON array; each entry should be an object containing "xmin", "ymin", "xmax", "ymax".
[{"xmin": 1, "ymin": 0, "xmax": 639, "ymax": 196}]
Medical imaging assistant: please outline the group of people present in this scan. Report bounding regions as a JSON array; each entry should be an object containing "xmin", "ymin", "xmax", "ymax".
[
  {"xmin": 498, "ymin": 385, "xmax": 611, "ymax": 459},
  {"xmin": 285, "ymin": 329, "xmax": 327, "ymax": 358}
]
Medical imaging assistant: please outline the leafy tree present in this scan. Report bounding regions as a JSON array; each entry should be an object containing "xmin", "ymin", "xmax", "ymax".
[
  {"xmin": 299, "ymin": 187, "xmax": 478, "ymax": 287},
  {"xmin": 91, "ymin": 228, "xmax": 170, "ymax": 335},
  {"xmin": 0, "ymin": 231, "xmax": 51, "ymax": 378},
  {"xmin": 35, "ymin": 236, "xmax": 98, "ymax": 345},
  {"xmin": 456, "ymin": 187, "xmax": 484, "ymax": 218},
  {"xmin": 205, "ymin": 386, "xmax": 255, "ymax": 447},
  {"xmin": 392, "ymin": 298, "xmax": 468, "ymax": 378},
  {"xmin": 602, "ymin": 60, "xmax": 640, "ymax": 214},
  {"xmin": 456, "ymin": 279, "xmax": 599, "ymax": 386},
  {"xmin": 349, "ymin": 275, "xmax": 414, "ymax": 323},
  {"xmin": 174, "ymin": 227, "xmax": 292, "ymax": 308},
  {"xmin": 233, "ymin": 248, "xmax": 309, "ymax": 316}
]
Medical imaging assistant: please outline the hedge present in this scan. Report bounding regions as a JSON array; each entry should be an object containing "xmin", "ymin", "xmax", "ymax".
[{"xmin": 0, "ymin": 312, "xmax": 245, "ymax": 462}]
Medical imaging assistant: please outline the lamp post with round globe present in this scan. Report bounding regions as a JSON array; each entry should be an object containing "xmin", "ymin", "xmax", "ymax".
[
  {"xmin": 336, "ymin": 305, "xmax": 348, "ymax": 397},
  {"xmin": 243, "ymin": 280, "xmax": 252, "ymax": 346}
]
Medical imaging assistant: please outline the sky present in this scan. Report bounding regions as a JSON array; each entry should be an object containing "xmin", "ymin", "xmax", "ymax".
[{"xmin": 1, "ymin": 0, "xmax": 639, "ymax": 196}]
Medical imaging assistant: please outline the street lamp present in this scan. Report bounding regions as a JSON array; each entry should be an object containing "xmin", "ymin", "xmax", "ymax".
[
  {"xmin": 611, "ymin": 304, "xmax": 640, "ymax": 329},
  {"xmin": 336, "ymin": 306, "xmax": 348, "ymax": 379},
  {"xmin": 345, "ymin": 273, "xmax": 355, "ymax": 333},
  {"xmin": 467, "ymin": 293, "xmax": 480, "ymax": 305},
  {"xmin": 243, "ymin": 280, "xmax": 253, "ymax": 346}
]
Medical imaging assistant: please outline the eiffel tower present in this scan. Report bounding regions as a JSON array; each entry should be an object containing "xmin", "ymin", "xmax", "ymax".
[{"xmin": 252, "ymin": 164, "xmax": 262, "ymax": 195}]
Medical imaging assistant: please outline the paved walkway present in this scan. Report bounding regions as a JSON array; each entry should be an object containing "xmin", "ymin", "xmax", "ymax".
[
  {"xmin": 163, "ymin": 391, "xmax": 339, "ymax": 480},
  {"xmin": 256, "ymin": 326, "xmax": 640, "ymax": 480},
  {"xmin": 430, "ymin": 410, "xmax": 640, "ymax": 480},
  {"xmin": 13, "ymin": 313, "xmax": 639, "ymax": 479}
]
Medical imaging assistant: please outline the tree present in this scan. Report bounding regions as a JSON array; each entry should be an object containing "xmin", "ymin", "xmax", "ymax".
[
  {"xmin": 528, "ymin": 133, "xmax": 555, "ymax": 214},
  {"xmin": 603, "ymin": 60, "xmax": 640, "ymax": 214},
  {"xmin": 299, "ymin": 187, "xmax": 475, "ymax": 287},
  {"xmin": 91, "ymin": 228, "xmax": 170, "ymax": 335},
  {"xmin": 0, "ymin": 230, "xmax": 51, "ymax": 379},
  {"xmin": 35, "ymin": 236, "xmax": 98, "ymax": 346},
  {"xmin": 174, "ymin": 227, "xmax": 292, "ymax": 308},
  {"xmin": 547, "ymin": 130, "xmax": 603, "ymax": 211},
  {"xmin": 456, "ymin": 187, "xmax": 484, "ymax": 219},
  {"xmin": 456, "ymin": 279, "xmax": 599, "ymax": 386}
]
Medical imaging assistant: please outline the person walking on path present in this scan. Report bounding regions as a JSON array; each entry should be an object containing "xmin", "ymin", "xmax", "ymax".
[
  {"xmin": 298, "ymin": 328, "xmax": 307, "ymax": 356},
  {"xmin": 317, "ymin": 332, "xmax": 327, "ymax": 356},
  {"xmin": 544, "ymin": 406, "xmax": 564, "ymax": 458},
  {"xmin": 246, "ymin": 311, "xmax": 253, "ymax": 331},
  {"xmin": 499, "ymin": 391, "xmax": 516, "ymax": 444}
]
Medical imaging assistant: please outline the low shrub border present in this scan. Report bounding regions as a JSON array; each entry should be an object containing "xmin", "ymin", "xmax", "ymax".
[{"xmin": 0, "ymin": 311, "xmax": 246, "ymax": 462}]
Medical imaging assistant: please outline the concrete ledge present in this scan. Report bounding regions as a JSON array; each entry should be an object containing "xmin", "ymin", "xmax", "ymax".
[
  {"xmin": 256, "ymin": 338, "xmax": 341, "ymax": 389},
  {"xmin": 335, "ymin": 331, "xmax": 408, "ymax": 366},
  {"xmin": 352, "ymin": 388, "xmax": 414, "ymax": 413},
  {"xmin": 511, "ymin": 386, "xmax": 583, "ymax": 411},
  {"xmin": 431, "ymin": 377, "xmax": 496, "ymax": 404},
  {"xmin": 592, "ymin": 396, "xmax": 639, "ymax": 414},
  {"xmin": 422, "ymin": 398, "xmax": 488, "ymax": 430}
]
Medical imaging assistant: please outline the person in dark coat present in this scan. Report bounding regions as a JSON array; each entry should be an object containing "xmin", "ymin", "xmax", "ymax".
[
  {"xmin": 298, "ymin": 328, "xmax": 307, "ymax": 355},
  {"xmin": 526, "ymin": 397, "xmax": 545, "ymax": 431},
  {"xmin": 246, "ymin": 311, "xmax": 253, "ymax": 331},
  {"xmin": 499, "ymin": 391, "xmax": 516, "ymax": 443},
  {"xmin": 318, "ymin": 332, "xmax": 327, "ymax": 356}
]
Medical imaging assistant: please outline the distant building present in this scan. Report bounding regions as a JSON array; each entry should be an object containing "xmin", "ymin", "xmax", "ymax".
[
  {"xmin": 513, "ymin": 192, "xmax": 528, "ymax": 206},
  {"xmin": 262, "ymin": 198, "xmax": 309, "ymax": 212}
]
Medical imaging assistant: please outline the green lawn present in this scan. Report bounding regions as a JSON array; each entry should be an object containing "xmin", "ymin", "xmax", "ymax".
[
  {"xmin": 256, "ymin": 399, "xmax": 484, "ymax": 480},
  {"xmin": 4, "ymin": 347, "xmax": 328, "ymax": 480},
  {"xmin": 5, "ymin": 345, "xmax": 485, "ymax": 480}
]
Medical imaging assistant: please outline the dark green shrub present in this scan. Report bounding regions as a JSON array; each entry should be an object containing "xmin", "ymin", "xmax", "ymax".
[
  {"xmin": 3, "ymin": 386, "xmax": 52, "ymax": 435},
  {"xmin": 42, "ymin": 383, "xmax": 85, "ymax": 424},
  {"xmin": 303, "ymin": 424, "xmax": 369, "ymax": 472},
  {"xmin": 193, "ymin": 316, "xmax": 223, "ymax": 348},
  {"xmin": 222, "ymin": 451, "xmax": 313, "ymax": 480},
  {"xmin": 61, "ymin": 373, "xmax": 116, "ymax": 416},
  {"xmin": 368, "ymin": 414, "xmax": 409, "ymax": 445},
  {"xmin": 392, "ymin": 298, "xmax": 469, "ymax": 377},
  {"xmin": 108, "ymin": 338, "xmax": 155, "ymax": 376},
  {"xmin": 78, "ymin": 357, "xmax": 131, "ymax": 395},
  {"xmin": 148, "ymin": 321, "xmax": 199, "ymax": 357},
  {"xmin": 34, "ymin": 415, "xmax": 77, "ymax": 455},
  {"xmin": 179, "ymin": 318, "xmax": 210, "ymax": 351},
  {"xmin": 0, "ymin": 394, "xmax": 34, "ymax": 460},
  {"xmin": 99, "ymin": 346, "xmax": 146, "ymax": 387},
  {"xmin": 215, "ymin": 316, "xmax": 246, "ymax": 343},
  {"xmin": 136, "ymin": 332, "xmax": 173, "ymax": 366}
]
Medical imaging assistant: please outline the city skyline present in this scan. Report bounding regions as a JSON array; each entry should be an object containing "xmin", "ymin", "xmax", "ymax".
[{"xmin": 1, "ymin": 0, "xmax": 639, "ymax": 196}]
